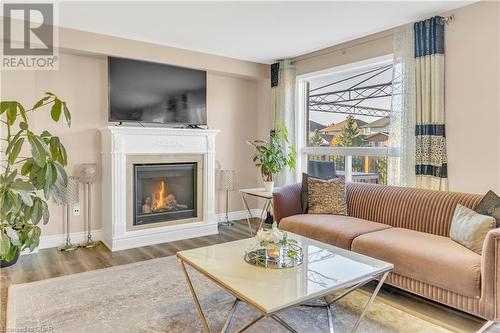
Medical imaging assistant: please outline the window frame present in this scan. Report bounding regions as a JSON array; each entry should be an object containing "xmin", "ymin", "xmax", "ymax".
[{"xmin": 295, "ymin": 55, "xmax": 394, "ymax": 182}]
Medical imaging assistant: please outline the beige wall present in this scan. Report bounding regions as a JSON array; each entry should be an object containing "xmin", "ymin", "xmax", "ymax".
[
  {"xmin": 1, "ymin": 29, "xmax": 270, "ymax": 236},
  {"xmin": 293, "ymin": 1, "xmax": 500, "ymax": 195},
  {"xmin": 443, "ymin": 1, "xmax": 500, "ymax": 194}
]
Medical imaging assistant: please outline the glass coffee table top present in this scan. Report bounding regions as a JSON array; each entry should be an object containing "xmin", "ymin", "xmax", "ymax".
[{"xmin": 177, "ymin": 233, "xmax": 393, "ymax": 314}]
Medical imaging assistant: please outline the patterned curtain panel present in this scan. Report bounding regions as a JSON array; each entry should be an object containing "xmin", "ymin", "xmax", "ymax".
[
  {"xmin": 271, "ymin": 59, "xmax": 296, "ymax": 186},
  {"xmin": 414, "ymin": 16, "xmax": 448, "ymax": 191}
]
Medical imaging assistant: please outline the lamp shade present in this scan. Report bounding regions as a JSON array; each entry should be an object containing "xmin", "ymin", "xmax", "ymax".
[
  {"xmin": 74, "ymin": 163, "xmax": 100, "ymax": 184},
  {"xmin": 63, "ymin": 177, "xmax": 79, "ymax": 205},
  {"xmin": 219, "ymin": 170, "xmax": 235, "ymax": 191}
]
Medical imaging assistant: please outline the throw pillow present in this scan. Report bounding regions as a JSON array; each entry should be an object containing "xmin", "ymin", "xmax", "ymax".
[
  {"xmin": 450, "ymin": 204, "xmax": 495, "ymax": 255},
  {"xmin": 307, "ymin": 177, "xmax": 347, "ymax": 215},
  {"xmin": 301, "ymin": 172, "xmax": 334, "ymax": 213},
  {"xmin": 475, "ymin": 190, "xmax": 500, "ymax": 228}
]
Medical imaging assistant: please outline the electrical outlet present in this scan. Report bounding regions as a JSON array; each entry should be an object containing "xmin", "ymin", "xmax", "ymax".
[{"xmin": 72, "ymin": 204, "xmax": 81, "ymax": 216}]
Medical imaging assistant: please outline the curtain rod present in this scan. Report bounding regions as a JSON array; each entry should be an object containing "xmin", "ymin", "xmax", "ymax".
[
  {"xmin": 292, "ymin": 14, "xmax": 455, "ymax": 64},
  {"xmin": 440, "ymin": 14, "xmax": 454, "ymax": 25}
]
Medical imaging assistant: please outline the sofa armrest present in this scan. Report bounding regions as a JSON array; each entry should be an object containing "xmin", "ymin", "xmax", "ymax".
[
  {"xmin": 273, "ymin": 183, "xmax": 302, "ymax": 223},
  {"xmin": 481, "ymin": 227, "xmax": 500, "ymax": 320}
]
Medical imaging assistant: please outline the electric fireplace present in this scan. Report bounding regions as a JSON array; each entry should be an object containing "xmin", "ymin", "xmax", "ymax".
[{"xmin": 133, "ymin": 163, "xmax": 197, "ymax": 226}]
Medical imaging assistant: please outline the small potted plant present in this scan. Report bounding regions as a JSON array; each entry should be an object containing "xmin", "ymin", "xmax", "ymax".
[
  {"xmin": 247, "ymin": 123, "xmax": 297, "ymax": 193},
  {"xmin": 0, "ymin": 93, "xmax": 71, "ymax": 267}
]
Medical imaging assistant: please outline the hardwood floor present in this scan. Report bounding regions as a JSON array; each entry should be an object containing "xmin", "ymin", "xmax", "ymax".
[{"xmin": 0, "ymin": 220, "xmax": 494, "ymax": 332}]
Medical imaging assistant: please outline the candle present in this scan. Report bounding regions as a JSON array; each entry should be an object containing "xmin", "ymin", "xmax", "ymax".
[{"xmin": 267, "ymin": 244, "xmax": 280, "ymax": 258}]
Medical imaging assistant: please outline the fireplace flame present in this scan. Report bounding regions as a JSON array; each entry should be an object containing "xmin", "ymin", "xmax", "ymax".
[{"xmin": 153, "ymin": 180, "xmax": 166, "ymax": 210}]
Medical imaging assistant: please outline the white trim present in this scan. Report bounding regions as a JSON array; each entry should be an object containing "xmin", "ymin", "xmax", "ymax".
[
  {"xmin": 100, "ymin": 126, "xmax": 219, "ymax": 251},
  {"xmin": 295, "ymin": 55, "xmax": 395, "ymax": 178},
  {"xmin": 216, "ymin": 209, "xmax": 263, "ymax": 222},
  {"xmin": 295, "ymin": 54, "xmax": 394, "ymax": 81},
  {"xmin": 104, "ymin": 221, "xmax": 219, "ymax": 251},
  {"xmin": 31, "ymin": 229, "xmax": 104, "ymax": 252},
  {"xmin": 303, "ymin": 146, "xmax": 389, "ymax": 157}
]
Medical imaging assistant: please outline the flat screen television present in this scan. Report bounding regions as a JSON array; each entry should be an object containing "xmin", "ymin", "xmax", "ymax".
[{"xmin": 108, "ymin": 57, "xmax": 207, "ymax": 126}]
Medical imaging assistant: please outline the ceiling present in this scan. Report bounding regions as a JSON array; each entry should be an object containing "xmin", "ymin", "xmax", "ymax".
[{"xmin": 58, "ymin": 1, "xmax": 473, "ymax": 64}]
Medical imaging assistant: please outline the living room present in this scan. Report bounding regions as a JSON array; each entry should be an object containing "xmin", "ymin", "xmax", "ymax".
[{"xmin": 1, "ymin": 1, "xmax": 500, "ymax": 332}]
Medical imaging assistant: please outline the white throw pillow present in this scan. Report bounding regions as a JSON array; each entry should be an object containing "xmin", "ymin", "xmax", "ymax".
[{"xmin": 450, "ymin": 204, "xmax": 496, "ymax": 255}]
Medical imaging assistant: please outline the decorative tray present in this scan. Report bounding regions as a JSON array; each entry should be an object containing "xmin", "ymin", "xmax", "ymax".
[{"xmin": 244, "ymin": 243, "xmax": 303, "ymax": 269}]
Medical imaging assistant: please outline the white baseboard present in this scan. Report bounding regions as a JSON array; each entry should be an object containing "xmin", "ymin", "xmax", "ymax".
[
  {"xmin": 108, "ymin": 221, "xmax": 219, "ymax": 251},
  {"xmin": 216, "ymin": 208, "xmax": 263, "ymax": 222},
  {"xmin": 31, "ymin": 208, "xmax": 264, "ymax": 253},
  {"xmin": 32, "ymin": 229, "xmax": 104, "ymax": 253}
]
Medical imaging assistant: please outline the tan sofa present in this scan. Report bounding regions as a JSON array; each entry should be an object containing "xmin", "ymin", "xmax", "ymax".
[{"xmin": 273, "ymin": 182, "xmax": 500, "ymax": 321}]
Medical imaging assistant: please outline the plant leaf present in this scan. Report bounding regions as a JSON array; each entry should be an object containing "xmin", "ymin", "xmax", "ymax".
[
  {"xmin": 5, "ymin": 227, "xmax": 20, "ymax": 245},
  {"xmin": 45, "ymin": 162, "xmax": 53, "ymax": 185},
  {"xmin": 21, "ymin": 159, "xmax": 34, "ymax": 176},
  {"xmin": 58, "ymin": 143, "xmax": 68, "ymax": 166},
  {"xmin": 62, "ymin": 102, "xmax": 71, "ymax": 127},
  {"xmin": 0, "ymin": 232, "xmax": 11, "ymax": 258},
  {"xmin": 16, "ymin": 102, "xmax": 27, "ymax": 123},
  {"xmin": 8, "ymin": 137, "xmax": 24, "ymax": 165},
  {"xmin": 16, "ymin": 189, "xmax": 34, "ymax": 207},
  {"xmin": 11, "ymin": 180, "xmax": 36, "ymax": 192},
  {"xmin": 49, "ymin": 137, "xmax": 59, "ymax": 160},
  {"xmin": 27, "ymin": 132, "xmax": 47, "ymax": 167},
  {"xmin": 50, "ymin": 99, "xmax": 62, "ymax": 122},
  {"xmin": 54, "ymin": 162, "xmax": 68, "ymax": 186},
  {"xmin": 32, "ymin": 96, "xmax": 51, "ymax": 109},
  {"xmin": 6, "ymin": 102, "xmax": 17, "ymax": 125},
  {"xmin": 41, "ymin": 201, "xmax": 49, "ymax": 225},
  {"xmin": 0, "ymin": 101, "xmax": 10, "ymax": 114},
  {"xmin": 6, "ymin": 130, "xmax": 22, "ymax": 154},
  {"xmin": 31, "ymin": 200, "xmax": 42, "ymax": 225}
]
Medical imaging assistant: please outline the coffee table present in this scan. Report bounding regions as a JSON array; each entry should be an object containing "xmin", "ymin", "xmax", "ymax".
[{"xmin": 177, "ymin": 233, "xmax": 393, "ymax": 333}]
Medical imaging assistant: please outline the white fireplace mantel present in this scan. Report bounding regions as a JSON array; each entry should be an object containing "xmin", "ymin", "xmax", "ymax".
[{"xmin": 100, "ymin": 126, "xmax": 219, "ymax": 251}]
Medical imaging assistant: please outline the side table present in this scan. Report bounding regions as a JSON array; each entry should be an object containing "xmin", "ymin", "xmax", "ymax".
[{"xmin": 239, "ymin": 187, "xmax": 274, "ymax": 236}]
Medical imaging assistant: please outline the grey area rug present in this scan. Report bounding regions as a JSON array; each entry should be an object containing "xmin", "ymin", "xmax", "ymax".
[{"xmin": 7, "ymin": 256, "xmax": 452, "ymax": 333}]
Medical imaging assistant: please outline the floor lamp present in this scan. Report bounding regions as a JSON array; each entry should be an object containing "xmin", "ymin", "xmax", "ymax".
[
  {"xmin": 75, "ymin": 163, "xmax": 100, "ymax": 248},
  {"xmin": 219, "ymin": 170, "xmax": 235, "ymax": 226},
  {"xmin": 57, "ymin": 177, "xmax": 79, "ymax": 252}
]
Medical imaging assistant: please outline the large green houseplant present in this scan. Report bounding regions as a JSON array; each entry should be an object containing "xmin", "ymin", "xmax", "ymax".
[
  {"xmin": 0, "ymin": 93, "xmax": 71, "ymax": 267},
  {"xmin": 247, "ymin": 124, "xmax": 297, "ymax": 193}
]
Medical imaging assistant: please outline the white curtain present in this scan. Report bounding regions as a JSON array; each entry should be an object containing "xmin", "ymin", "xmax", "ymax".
[
  {"xmin": 388, "ymin": 24, "xmax": 416, "ymax": 187},
  {"xmin": 271, "ymin": 59, "xmax": 296, "ymax": 186}
]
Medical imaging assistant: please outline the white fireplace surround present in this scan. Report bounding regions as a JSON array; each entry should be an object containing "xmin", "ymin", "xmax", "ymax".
[{"xmin": 100, "ymin": 126, "xmax": 219, "ymax": 251}]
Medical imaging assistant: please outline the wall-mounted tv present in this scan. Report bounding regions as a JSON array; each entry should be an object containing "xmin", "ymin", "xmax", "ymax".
[{"xmin": 108, "ymin": 57, "xmax": 207, "ymax": 126}]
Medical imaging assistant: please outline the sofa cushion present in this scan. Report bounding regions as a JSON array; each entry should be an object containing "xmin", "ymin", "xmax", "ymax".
[
  {"xmin": 450, "ymin": 204, "xmax": 496, "ymax": 254},
  {"xmin": 279, "ymin": 214, "xmax": 391, "ymax": 250},
  {"xmin": 351, "ymin": 228, "xmax": 481, "ymax": 298},
  {"xmin": 307, "ymin": 177, "xmax": 347, "ymax": 215}
]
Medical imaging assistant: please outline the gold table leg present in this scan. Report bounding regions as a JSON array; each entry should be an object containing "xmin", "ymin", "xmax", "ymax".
[
  {"xmin": 179, "ymin": 258, "xmax": 211, "ymax": 333},
  {"xmin": 240, "ymin": 192, "xmax": 254, "ymax": 236}
]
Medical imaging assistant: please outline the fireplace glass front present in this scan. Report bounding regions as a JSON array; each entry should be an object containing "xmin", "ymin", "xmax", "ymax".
[{"xmin": 134, "ymin": 163, "xmax": 197, "ymax": 226}]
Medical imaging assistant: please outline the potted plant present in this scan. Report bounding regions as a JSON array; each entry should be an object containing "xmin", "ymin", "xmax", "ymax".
[
  {"xmin": 0, "ymin": 93, "xmax": 71, "ymax": 267},
  {"xmin": 247, "ymin": 123, "xmax": 297, "ymax": 193}
]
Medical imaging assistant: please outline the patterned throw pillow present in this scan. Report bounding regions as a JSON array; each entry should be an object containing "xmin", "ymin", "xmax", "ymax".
[
  {"xmin": 307, "ymin": 177, "xmax": 347, "ymax": 215},
  {"xmin": 450, "ymin": 204, "xmax": 496, "ymax": 255},
  {"xmin": 475, "ymin": 190, "xmax": 500, "ymax": 228},
  {"xmin": 301, "ymin": 173, "xmax": 333, "ymax": 213}
]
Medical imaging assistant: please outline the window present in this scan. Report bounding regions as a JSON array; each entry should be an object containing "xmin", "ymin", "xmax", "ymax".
[{"xmin": 297, "ymin": 56, "xmax": 398, "ymax": 185}]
